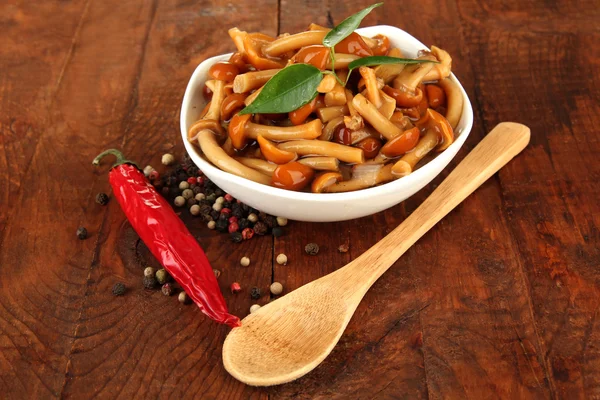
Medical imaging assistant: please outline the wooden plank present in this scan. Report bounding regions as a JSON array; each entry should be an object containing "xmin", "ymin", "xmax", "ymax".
[{"xmin": 456, "ymin": 0, "xmax": 600, "ymax": 396}]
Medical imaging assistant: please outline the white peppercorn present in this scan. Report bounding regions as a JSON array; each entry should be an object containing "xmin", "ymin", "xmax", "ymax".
[
  {"xmin": 179, "ymin": 181, "xmax": 190, "ymax": 190},
  {"xmin": 207, "ymin": 221, "xmax": 216, "ymax": 229},
  {"xmin": 182, "ymin": 188, "xmax": 194, "ymax": 199},
  {"xmin": 248, "ymin": 213, "xmax": 258, "ymax": 223},
  {"xmin": 276, "ymin": 216, "xmax": 288, "ymax": 226},
  {"xmin": 270, "ymin": 282, "xmax": 283, "ymax": 295},
  {"xmin": 212, "ymin": 202, "xmax": 222, "ymax": 212},
  {"xmin": 190, "ymin": 204, "xmax": 201, "ymax": 216},
  {"xmin": 276, "ymin": 253, "xmax": 288, "ymax": 265},
  {"xmin": 240, "ymin": 256, "xmax": 250, "ymax": 267},
  {"xmin": 144, "ymin": 267, "xmax": 155, "ymax": 277},
  {"xmin": 215, "ymin": 196, "xmax": 225, "ymax": 204},
  {"xmin": 174, "ymin": 196, "xmax": 185, "ymax": 207},
  {"xmin": 195, "ymin": 193, "xmax": 206, "ymax": 201},
  {"xmin": 249, "ymin": 304, "xmax": 261, "ymax": 314},
  {"xmin": 161, "ymin": 153, "xmax": 175, "ymax": 166},
  {"xmin": 178, "ymin": 291, "xmax": 190, "ymax": 304},
  {"xmin": 143, "ymin": 165, "xmax": 155, "ymax": 177}
]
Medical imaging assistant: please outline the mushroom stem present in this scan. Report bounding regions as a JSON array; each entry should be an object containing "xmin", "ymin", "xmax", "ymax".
[
  {"xmin": 331, "ymin": 54, "xmax": 360, "ymax": 69},
  {"xmin": 235, "ymin": 157, "xmax": 277, "ymax": 175},
  {"xmin": 321, "ymin": 116, "xmax": 345, "ymax": 141},
  {"xmin": 391, "ymin": 129, "xmax": 439, "ymax": 176},
  {"xmin": 378, "ymin": 89, "xmax": 396, "ymax": 119},
  {"xmin": 324, "ymin": 82, "xmax": 347, "ymax": 106},
  {"xmin": 246, "ymin": 119, "xmax": 322, "ymax": 141},
  {"xmin": 244, "ymin": 86, "xmax": 264, "ymax": 105},
  {"xmin": 278, "ymin": 140, "xmax": 364, "ymax": 164},
  {"xmin": 359, "ymin": 66, "xmax": 382, "ymax": 108},
  {"xmin": 263, "ymin": 31, "xmax": 327, "ymax": 57},
  {"xmin": 352, "ymin": 93, "xmax": 403, "ymax": 140},
  {"xmin": 437, "ymin": 78, "xmax": 463, "ymax": 129},
  {"xmin": 228, "ymin": 28, "xmax": 248, "ymax": 55},
  {"xmin": 204, "ymin": 80, "xmax": 225, "ymax": 121},
  {"xmin": 392, "ymin": 56, "xmax": 436, "ymax": 92},
  {"xmin": 316, "ymin": 105, "xmax": 349, "ymax": 123},
  {"xmin": 298, "ymin": 156, "xmax": 340, "ymax": 171},
  {"xmin": 422, "ymin": 46, "xmax": 452, "ymax": 81},
  {"xmin": 196, "ymin": 129, "xmax": 272, "ymax": 185},
  {"xmin": 233, "ymin": 69, "xmax": 280, "ymax": 93},
  {"xmin": 317, "ymin": 74, "xmax": 337, "ymax": 93},
  {"xmin": 324, "ymin": 164, "xmax": 395, "ymax": 192}
]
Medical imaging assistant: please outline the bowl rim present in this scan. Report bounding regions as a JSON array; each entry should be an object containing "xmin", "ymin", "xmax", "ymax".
[{"xmin": 180, "ymin": 25, "xmax": 474, "ymax": 203}]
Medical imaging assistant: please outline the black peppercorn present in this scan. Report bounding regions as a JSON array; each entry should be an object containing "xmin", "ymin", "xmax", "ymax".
[
  {"xmin": 218, "ymin": 213, "xmax": 229, "ymax": 221},
  {"xmin": 200, "ymin": 204, "xmax": 212, "ymax": 216},
  {"xmin": 190, "ymin": 183, "xmax": 197, "ymax": 190},
  {"xmin": 221, "ymin": 201, "xmax": 231, "ymax": 209},
  {"xmin": 215, "ymin": 219, "xmax": 228, "ymax": 232},
  {"xmin": 95, "ymin": 192, "xmax": 109, "ymax": 205},
  {"xmin": 177, "ymin": 172, "xmax": 188, "ymax": 182},
  {"xmin": 250, "ymin": 286, "xmax": 261, "ymax": 300},
  {"xmin": 161, "ymin": 186, "xmax": 170, "ymax": 196},
  {"xmin": 272, "ymin": 227, "xmax": 284, "ymax": 237},
  {"xmin": 258, "ymin": 211, "xmax": 268, "ymax": 222},
  {"xmin": 143, "ymin": 275, "xmax": 157, "ymax": 289},
  {"xmin": 169, "ymin": 187, "xmax": 180, "ymax": 197},
  {"xmin": 230, "ymin": 231, "xmax": 243, "ymax": 243},
  {"xmin": 210, "ymin": 210, "xmax": 220, "ymax": 221},
  {"xmin": 242, "ymin": 203, "xmax": 249, "ymax": 212},
  {"xmin": 112, "ymin": 282, "xmax": 126, "ymax": 296},
  {"xmin": 252, "ymin": 221, "xmax": 268, "ymax": 235},
  {"xmin": 238, "ymin": 218, "xmax": 249, "ymax": 231},
  {"xmin": 232, "ymin": 207, "xmax": 244, "ymax": 219},
  {"xmin": 263, "ymin": 215, "xmax": 277, "ymax": 229},
  {"xmin": 214, "ymin": 188, "xmax": 224, "ymax": 197},
  {"xmin": 248, "ymin": 207, "xmax": 258, "ymax": 215},
  {"xmin": 188, "ymin": 166, "xmax": 199, "ymax": 176},
  {"xmin": 76, "ymin": 227, "xmax": 88, "ymax": 240},
  {"xmin": 305, "ymin": 243, "xmax": 319, "ymax": 255},
  {"xmin": 200, "ymin": 213, "xmax": 213, "ymax": 222},
  {"xmin": 193, "ymin": 186, "xmax": 203, "ymax": 194},
  {"xmin": 166, "ymin": 176, "xmax": 177, "ymax": 187}
]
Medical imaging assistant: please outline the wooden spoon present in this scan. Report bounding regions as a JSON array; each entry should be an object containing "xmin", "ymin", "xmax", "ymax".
[{"xmin": 223, "ymin": 122, "xmax": 531, "ymax": 386}]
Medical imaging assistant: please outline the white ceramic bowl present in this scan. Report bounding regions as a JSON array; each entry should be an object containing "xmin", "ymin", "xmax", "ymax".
[{"xmin": 180, "ymin": 25, "xmax": 473, "ymax": 222}]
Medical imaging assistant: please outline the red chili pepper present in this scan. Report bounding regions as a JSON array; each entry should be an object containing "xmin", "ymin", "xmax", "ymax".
[{"xmin": 93, "ymin": 149, "xmax": 240, "ymax": 328}]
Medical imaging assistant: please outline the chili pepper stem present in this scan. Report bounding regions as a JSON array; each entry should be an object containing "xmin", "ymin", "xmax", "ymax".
[{"xmin": 92, "ymin": 149, "xmax": 138, "ymax": 169}]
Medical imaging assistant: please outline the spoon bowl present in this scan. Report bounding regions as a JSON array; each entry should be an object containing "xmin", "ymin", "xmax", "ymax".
[{"xmin": 223, "ymin": 122, "xmax": 531, "ymax": 386}]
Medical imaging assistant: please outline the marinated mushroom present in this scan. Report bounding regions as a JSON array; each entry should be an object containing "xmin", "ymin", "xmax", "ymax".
[
  {"xmin": 229, "ymin": 115, "xmax": 323, "ymax": 149},
  {"xmin": 256, "ymin": 135, "xmax": 297, "ymax": 164},
  {"xmin": 422, "ymin": 46, "xmax": 452, "ymax": 81},
  {"xmin": 233, "ymin": 69, "xmax": 280, "ymax": 93},
  {"xmin": 311, "ymin": 172, "xmax": 343, "ymax": 193}
]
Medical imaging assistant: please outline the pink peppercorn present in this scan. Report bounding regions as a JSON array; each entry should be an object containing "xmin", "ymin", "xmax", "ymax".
[
  {"xmin": 229, "ymin": 216, "xmax": 238, "ymax": 224},
  {"xmin": 197, "ymin": 176, "xmax": 205, "ymax": 185},
  {"xmin": 228, "ymin": 222, "xmax": 239, "ymax": 233},
  {"xmin": 242, "ymin": 228, "xmax": 254, "ymax": 240},
  {"xmin": 187, "ymin": 177, "xmax": 197, "ymax": 185},
  {"xmin": 230, "ymin": 282, "xmax": 241, "ymax": 293},
  {"xmin": 236, "ymin": 199, "xmax": 242, "ymax": 204},
  {"xmin": 149, "ymin": 170, "xmax": 160, "ymax": 181},
  {"xmin": 224, "ymin": 194, "xmax": 234, "ymax": 202},
  {"xmin": 221, "ymin": 208, "xmax": 231, "ymax": 215}
]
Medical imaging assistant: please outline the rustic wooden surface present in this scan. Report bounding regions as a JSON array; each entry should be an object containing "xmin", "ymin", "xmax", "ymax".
[{"xmin": 0, "ymin": 0, "xmax": 598, "ymax": 398}]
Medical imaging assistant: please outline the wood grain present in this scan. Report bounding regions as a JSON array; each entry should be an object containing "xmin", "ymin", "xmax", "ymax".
[{"xmin": 0, "ymin": 0, "xmax": 598, "ymax": 398}]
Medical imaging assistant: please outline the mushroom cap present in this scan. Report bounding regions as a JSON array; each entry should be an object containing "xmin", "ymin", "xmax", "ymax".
[
  {"xmin": 383, "ymin": 85, "xmax": 423, "ymax": 108},
  {"xmin": 256, "ymin": 135, "xmax": 297, "ymax": 164},
  {"xmin": 381, "ymin": 126, "xmax": 420, "ymax": 157},
  {"xmin": 417, "ymin": 108, "xmax": 454, "ymax": 151},
  {"xmin": 228, "ymin": 113, "xmax": 252, "ymax": 149},
  {"xmin": 311, "ymin": 172, "xmax": 343, "ymax": 193},
  {"xmin": 243, "ymin": 34, "xmax": 286, "ymax": 70},
  {"xmin": 188, "ymin": 119, "xmax": 225, "ymax": 142}
]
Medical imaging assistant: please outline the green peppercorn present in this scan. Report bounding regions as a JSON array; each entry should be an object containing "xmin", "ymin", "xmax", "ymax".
[
  {"xmin": 155, "ymin": 269, "xmax": 169, "ymax": 285},
  {"xmin": 112, "ymin": 282, "xmax": 126, "ymax": 296},
  {"xmin": 96, "ymin": 193, "xmax": 109, "ymax": 205},
  {"xmin": 76, "ymin": 226, "xmax": 88, "ymax": 240},
  {"xmin": 161, "ymin": 283, "xmax": 174, "ymax": 296},
  {"xmin": 305, "ymin": 243, "xmax": 319, "ymax": 255},
  {"xmin": 250, "ymin": 286, "xmax": 261, "ymax": 300}
]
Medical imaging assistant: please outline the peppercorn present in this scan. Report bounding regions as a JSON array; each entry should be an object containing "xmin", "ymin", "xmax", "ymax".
[
  {"xmin": 240, "ymin": 256, "xmax": 250, "ymax": 267},
  {"xmin": 165, "ymin": 175, "xmax": 177, "ymax": 187},
  {"xmin": 258, "ymin": 212, "xmax": 268, "ymax": 222},
  {"xmin": 238, "ymin": 218, "xmax": 249, "ymax": 231},
  {"xmin": 112, "ymin": 282, "xmax": 126, "ymax": 296},
  {"xmin": 198, "ymin": 204, "xmax": 211, "ymax": 216},
  {"xmin": 179, "ymin": 181, "xmax": 190, "ymax": 190},
  {"xmin": 162, "ymin": 153, "xmax": 175, "ymax": 165},
  {"xmin": 272, "ymin": 227, "xmax": 284, "ymax": 238},
  {"xmin": 250, "ymin": 286, "xmax": 261, "ymax": 300},
  {"xmin": 270, "ymin": 282, "xmax": 283, "ymax": 295},
  {"xmin": 178, "ymin": 291, "xmax": 190, "ymax": 304},
  {"xmin": 305, "ymin": 243, "xmax": 320, "ymax": 255},
  {"xmin": 249, "ymin": 304, "xmax": 261, "ymax": 314},
  {"xmin": 96, "ymin": 192, "xmax": 109, "ymax": 205},
  {"xmin": 232, "ymin": 207, "xmax": 244, "ymax": 219},
  {"xmin": 182, "ymin": 189, "xmax": 194, "ymax": 200},
  {"xmin": 192, "ymin": 186, "xmax": 203, "ymax": 195},
  {"xmin": 197, "ymin": 176, "xmax": 205, "ymax": 186},
  {"xmin": 242, "ymin": 228, "xmax": 254, "ymax": 240},
  {"xmin": 221, "ymin": 207, "xmax": 231, "ymax": 215},
  {"xmin": 276, "ymin": 216, "xmax": 288, "ymax": 226},
  {"xmin": 218, "ymin": 213, "xmax": 229, "ymax": 221},
  {"xmin": 276, "ymin": 253, "xmax": 287, "ymax": 265},
  {"xmin": 187, "ymin": 198, "xmax": 197, "ymax": 207},
  {"xmin": 144, "ymin": 267, "xmax": 155, "ymax": 277},
  {"xmin": 143, "ymin": 165, "xmax": 155, "ymax": 177},
  {"xmin": 242, "ymin": 203, "xmax": 249, "ymax": 212},
  {"xmin": 210, "ymin": 210, "xmax": 220, "ymax": 221},
  {"xmin": 187, "ymin": 165, "xmax": 199, "ymax": 176},
  {"xmin": 169, "ymin": 187, "xmax": 180, "ymax": 197},
  {"xmin": 213, "ymin": 269, "xmax": 221, "ymax": 279},
  {"xmin": 252, "ymin": 221, "xmax": 268, "ymax": 235},
  {"xmin": 215, "ymin": 196, "xmax": 225, "ymax": 204},
  {"xmin": 161, "ymin": 186, "xmax": 170, "ymax": 196},
  {"xmin": 187, "ymin": 177, "xmax": 197, "ymax": 185},
  {"xmin": 215, "ymin": 188, "xmax": 224, "ymax": 197},
  {"xmin": 228, "ymin": 222, "xmax": 239, "ymax": 233},
  {"xmin": 224, "ymin": 194, "xmax": 233, "ymax": 202},
  {"xmin": 221, "ymin": 200, "xmax": 231, "ymax": 208},
  {"xmin": 206, "ymin": 193, "xmax": 216, "ymax": 202},
  {"xmin": 155, "ymin": 269, "xmax": 170, "ymax": 285},
  {"xmin": 263, "ymin": 216, "xmax": 277, "ymax": 229},
  {"xmin": 195, "ymin": 193, "xmax": 205, "ymax": 201},
  {"xmin": 143, "ymin": 275, "xmax": 157, "ymax": 289},
  {"xmin": 190, "ymin": 184, "xmax": 198, "ymax": 191},
  {"xmin": 230, "ymin": 231, "xmax": 243, "ymax": 243},
  {"xmin": 215, "ymin": 219, "xmax": 228, "ymax": 232},
  {"xmin": 247, "ymin": 213, "xmax": 258, "ymax": 223},
  {"xmin": 212, "ymin": 202, "xmax": 223, "ymax": 212},
  {"xmin": 174, "ymin": 196, "xmax": 185, "ymax": 207},
  {"xmin": 338, "ymin": 243, "xmax": 349, "ymax": 253},
  {"xmin": 228, "ymin": 216, "xmax": 238, "ymax": 224},
  {"xmin": 161, "ymin": 283, "xmax": 174, "ymax": 296},
  {"xmin": 190, "ymin": 204, "xmax": 201, "ymax": 216},
  {"xmin": 149, "ymin": 170, "xmax": 160, "ymax": 182},
  {"xmin": 231, "ymin": 282, "xmax": 241, "ymax": 293},
  {"xmin": 207, "ymin": 220, "xmax": 216, "ymax": 229},
  {"xmin": 76, "ymin": 226, "xmax": 88, "ymax": 240}
]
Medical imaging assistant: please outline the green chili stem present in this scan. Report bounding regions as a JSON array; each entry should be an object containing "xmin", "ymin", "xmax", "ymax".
[{"xmin": 93, "ymin": 149, "xmax": 138, "ymax": 169}]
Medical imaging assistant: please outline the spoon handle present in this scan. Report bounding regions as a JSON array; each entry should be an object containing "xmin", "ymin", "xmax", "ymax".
[{"xmin": 343, "ymin": 122, "xmax": 530, "ymax": 293}]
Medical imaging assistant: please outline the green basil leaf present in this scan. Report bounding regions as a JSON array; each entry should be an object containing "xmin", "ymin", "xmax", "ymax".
[
  {"xmin": 239, "ymin": 64, "xmax": 322, "ymax": 115},
  {"xmin": 348, "ymin": 55, "xmax": 439, "ymax": 71},
  {"xmin": 322, "ymin": 2, "xmax": 383, "ymax": 48}
]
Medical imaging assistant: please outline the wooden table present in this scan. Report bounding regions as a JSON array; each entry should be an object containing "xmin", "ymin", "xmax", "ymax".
[{"xmin": 1, "ymin": 0, "xmax": 599, "ymax": 398}]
